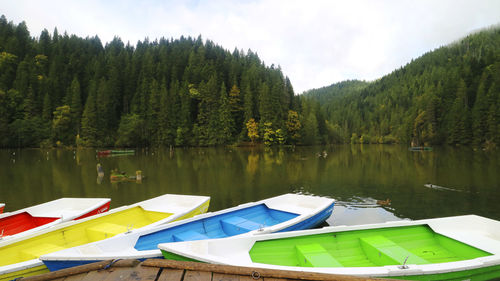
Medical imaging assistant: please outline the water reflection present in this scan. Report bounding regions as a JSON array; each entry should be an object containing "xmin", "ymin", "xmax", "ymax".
[{"xmin": 1, "ymin": 145, "xmax": 499, "ymax": 225}]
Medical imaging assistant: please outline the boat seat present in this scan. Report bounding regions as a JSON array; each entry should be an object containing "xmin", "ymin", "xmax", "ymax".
[
  {"xmin": 21, "ymin": 243, "xmax": 65, "ymax": 260},
  {"xmin": 296, "ymin": 244, "xmax": 342, "ymax": 267},
  {"xmin": 220, "ymin": 216, "xmax": 262, "ymax": 236},
  {"xmin": 360, "ymin": 235, "xmax": 428, "ymax": 266},
  {"xmin": 173, "ymin": 230, "xmax": 209, "ymax": 242},
  {"xmin": 86, "ymin": 223, "xmax": 128, "ymax": 241}
]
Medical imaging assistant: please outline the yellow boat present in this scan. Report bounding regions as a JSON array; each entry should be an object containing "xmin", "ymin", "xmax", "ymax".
[{"xmin": 0, "ymin": 194, "xmax": 210, "ymax": 280}]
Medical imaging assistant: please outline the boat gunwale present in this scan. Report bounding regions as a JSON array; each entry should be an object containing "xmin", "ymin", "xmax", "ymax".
[{"xmin": 0, "ymin": 198, "xmax": 111, "ymax": 219}]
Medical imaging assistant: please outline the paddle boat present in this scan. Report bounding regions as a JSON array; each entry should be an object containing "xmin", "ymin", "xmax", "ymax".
[
  {"xmin": 0, "ymin": 194, "xmax": 210, "ymax": 281},
  {"xmin": 158, "ymin": 215, "xmax": 500, "ymax": 280},
  {"xmin": 41, "ymin": 194, "xmax": 335, "ymax": 271},
  {"xmin": 0, "ymin": 198, "xmax": 110, "ymax": 241}
]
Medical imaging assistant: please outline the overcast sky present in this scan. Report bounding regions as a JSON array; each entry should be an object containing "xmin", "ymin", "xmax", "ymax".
[{"xmin": 1, "ymin": 0, "xmax": 500, "ymax": 93}]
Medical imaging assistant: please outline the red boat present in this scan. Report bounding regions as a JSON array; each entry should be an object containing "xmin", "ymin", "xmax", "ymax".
[
  {"xmin": 97, "ymin": 150, "xmax": 112, "ymax": 156},
  {"xmin": 0, "ymin": 203, "xmax": 4, "ymax": 214},
  {"xmin": 0, "ymin": 198, "xmax": 110, "ymax": 240}
]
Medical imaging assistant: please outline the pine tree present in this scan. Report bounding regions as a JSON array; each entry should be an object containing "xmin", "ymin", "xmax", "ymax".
[
  {"xmin": 241, "ymin": 82, "xmax": 253, "ymax": 140},
  {"xmin": 41, "ymin": 92, "xmax": 51, "ymax": 121},
  {"xmin": 302, "ymin": 111, "xmax": 319, "ymax": 145},
  {"xmin": 471, "ymin": 71, "xmax": 490, "ymax": 146},
  {"xmin": 166, "ymin": 79, "xmax": 181, "ymax": 145},
  {"xmin": 449, "ymin": 79, "xmax": 472, "ymax": 145},
  {"xmin": 147, "ymin": 79, "xmax": 161, "ymax": 145},
  {"xmin": 195, "ymin": 75, "xmax": 219, "ymax": 145},
  {"xmin": 228, "ymin": 84, "xmax": 243, "ymax": 135},
  {"xmin": 424, "ymin": 96, "xmax": 439, "ymax": 144},
  {"xmin": 69, "ymin": 77, "xmax": 82, "ymax": 134},
  {"xmin": 81, "ymin": 80, "xmax": 98, "ymax": 145},
  {"xmin": 175, "ymin": 82, "xmax": 192, "ymax": 146},
  {"xmin": 485, "ymin": 85, "xmax": 498, "ymax": 143},
  {"xmin": 13, "ymin": 59, "xmax": 31, "ymax": 95},
  {"xmin": 23, "ymin": 87, "xmax": 37, "ymax": 119},
  {"xmin": 218, "ymin": 82, "xmax": 233, "ymax": 144},
  {"xmin": 258, "ymin": 81, "xmax": 272, "ymax": 125},
  {"xmin": 96, "ymin": 78, "xmax": 112, "ymax": 144},
  {"xmin": 158, "ymin": 80, "xmax": 170, "ymax": 145}
]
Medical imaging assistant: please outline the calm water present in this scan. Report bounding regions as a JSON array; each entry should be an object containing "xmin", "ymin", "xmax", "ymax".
[{"xmin": 1, "ymin": 145, "xmax": 499, "ymax": 226}]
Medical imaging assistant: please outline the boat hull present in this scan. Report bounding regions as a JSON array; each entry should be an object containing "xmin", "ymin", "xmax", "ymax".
[
  {"xmin": 386, "ymin": 264, "xmax": 500, "ymax": 281},
  {"xmin": 0, "ymin": 264, "xmax": 48, "ymax": 281},
  {"xmin": 161, "ymin": 250, "xmax": 500, "ymax": 281}
]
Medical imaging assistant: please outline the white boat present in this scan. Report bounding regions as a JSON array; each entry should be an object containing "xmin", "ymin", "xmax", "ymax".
[
  {"xmin": 0, "ymin": 198, "xmax": 111, "ymax": 241},
  {"xmin": 41, "ymin": 193, "xmax": 335, "ymax": 271},
  {"xmin": 0, "ymin": 193, "xmax": 210, "ymax": 281},
  {"xmin": 158, "ymin": 215, "xmax": 500, "ymax": 280}
]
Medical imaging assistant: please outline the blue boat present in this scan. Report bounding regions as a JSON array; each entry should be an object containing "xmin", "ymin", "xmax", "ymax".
[{"xmin": 41, "ymin": 194, "xmax": 335, "ymax": 271}]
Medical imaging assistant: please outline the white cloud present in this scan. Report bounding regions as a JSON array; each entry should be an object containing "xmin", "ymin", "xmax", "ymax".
[{"xmin": 1, "ymin": 0, "xmax": 499, "ymax": 92}]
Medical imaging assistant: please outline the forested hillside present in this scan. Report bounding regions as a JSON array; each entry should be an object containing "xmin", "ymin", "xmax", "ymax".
[
  {"xmin": 303, "ymin": 27, "xmax": 500, "ymax": 148},
  {"xmin": 0, "ymin": 15, "xmax": 301, "ymax": 148},
  {"xmin": 2, "ymin": 15, "xmax": 499, "ymax": 149}
]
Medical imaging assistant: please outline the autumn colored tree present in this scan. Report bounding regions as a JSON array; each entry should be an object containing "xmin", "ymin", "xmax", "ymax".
[
  {"xmin": 246, "ymin": 118, "xmax": 259, "ymax": 144},
  {"xmin": 286, "ymin": 110, "xmax": 301, "ymax": 144}
]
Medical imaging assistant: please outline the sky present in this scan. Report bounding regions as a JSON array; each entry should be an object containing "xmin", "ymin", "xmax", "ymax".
[{"xmin": 1, "ymin": 0, "xmax": 500, "ymax": 93}]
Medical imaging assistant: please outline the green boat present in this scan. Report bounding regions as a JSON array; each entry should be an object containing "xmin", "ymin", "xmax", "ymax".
[{"xmin": 159, "ymin": 215, "xmax": 500, "ymax": 280}]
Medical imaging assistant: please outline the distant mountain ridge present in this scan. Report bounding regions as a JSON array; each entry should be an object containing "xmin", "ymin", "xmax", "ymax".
[{"xmin": 302, "ymin": 26, "xmax": 500, "ymax": 147}]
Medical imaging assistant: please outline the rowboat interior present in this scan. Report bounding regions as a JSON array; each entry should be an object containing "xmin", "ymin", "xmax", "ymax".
[
  {"xmin": 249, "ymin": 225, "xmax": 491, "ymax": 268},
  {"xmin": 0, "ymin": 212, "xmax": 58, "ymax": 236},
  {"xmin": 135, "ymin": 204, "xmax": 299, "ymax": 251}
]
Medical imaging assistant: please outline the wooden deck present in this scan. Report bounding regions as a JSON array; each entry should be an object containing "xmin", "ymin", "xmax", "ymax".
[{"xmin": 19, "ymin": 259, "xmax": 391, "ymax": 281}]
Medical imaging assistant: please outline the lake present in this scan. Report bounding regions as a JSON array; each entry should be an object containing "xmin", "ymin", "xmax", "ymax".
[{"xmin": 1, "ymin": 145, "xmax": 499, "ymax": 226}]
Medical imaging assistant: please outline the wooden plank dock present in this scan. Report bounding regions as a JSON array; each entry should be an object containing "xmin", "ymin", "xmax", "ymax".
[{"xmin": 18, "ymin": 259, "xmax": 391, "ymax": 281}]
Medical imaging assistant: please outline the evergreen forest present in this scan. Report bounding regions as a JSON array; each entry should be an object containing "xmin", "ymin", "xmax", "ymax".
[
  {"xmin": 0, "ymin": 15, "xmax": 301, "ymax": 148},
  {"xmin": 1, "ymin": 15, "xmax": 499, "ymax": 149},
  {"xmin": 304, "ymin": 27, "xmax": 500, "ymax": 148}
]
